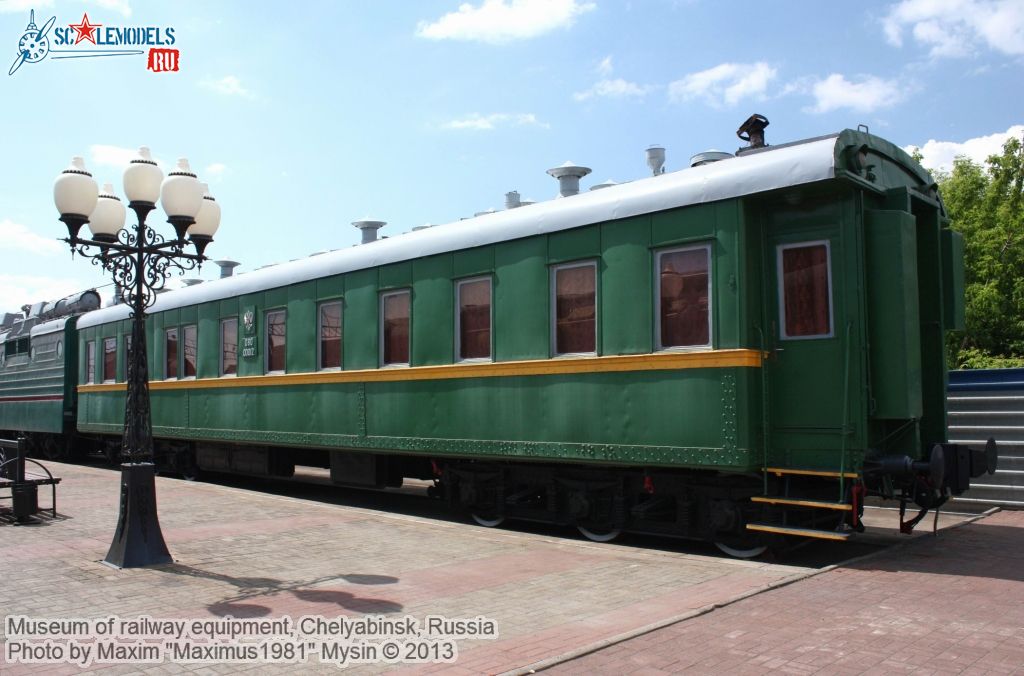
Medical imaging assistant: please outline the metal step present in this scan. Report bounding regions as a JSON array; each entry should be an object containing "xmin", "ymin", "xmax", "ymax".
[
  {"xmin": 947, "ymin": 439, "xmax": 1024, "ymax": 459},
  {"xmin": 952, "ymin": 496, "xmax": 1024, "ymax": 508},
  {"xmin": 745, "ymin": 523, "xmax": 850, "ymax": 541},
  {"xmin": 963, "ymin": 482, "xmax": 1024, "ymax": 492},
  {"xmin": 947, "ymin": 395, "xmax": 1024, "ymax": 413},
  {"xmin": 957, "ymin": 483, "xmax": 1024, "ymax": 503},
  {"xmin": 751, "ymin": 496, "xmax": 852, "ymax": 511},
  {"xmin": 763, "ymin": 467, "xmax": 859, "ymax": 479},
  {"xmin": 948, "ymin": 425, "xmax": 1024, "ymax": 442}
]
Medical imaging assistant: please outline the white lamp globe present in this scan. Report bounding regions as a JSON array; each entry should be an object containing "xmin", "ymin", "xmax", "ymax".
[
  {"xmin": 160, "ymin": 158, "xmax": 204, "ymax": 219},
  {"xmin": 88, "ymin": 183, "xmax": 127, "ymax": 242},
  {"xmin": 123, "ymin": 146, "xmax": 163, "ymax": 204},
  {"xmin": 54, "ymin": 156, "xmax": 98, "ymax": 217},
  {"xmin": 189, "ymin": 183, "xmax": 221, "ymax": 238}
]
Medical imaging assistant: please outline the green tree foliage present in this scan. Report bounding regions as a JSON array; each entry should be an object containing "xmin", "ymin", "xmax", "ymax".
[{"xmin": 938, "ymin": 135, "xmax": 1024, "ymax": 368}]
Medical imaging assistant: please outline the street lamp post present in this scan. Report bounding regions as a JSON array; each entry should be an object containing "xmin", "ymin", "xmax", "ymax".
[{"xmin": 54, "ymin": 147, "xmax": 221, "ymax": 568}]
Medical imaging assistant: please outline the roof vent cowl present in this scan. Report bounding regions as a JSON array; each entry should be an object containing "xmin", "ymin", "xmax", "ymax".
[
  {"xmin": 646, "ymin": 146, "xmax": 666, "ymax": 176},
  {"xmin": 546, "ymin": 161, "xmax": 592, "ymax": 198},
  {"xmin": 214, "ymin": 260, "xmax": 240, "ymax": 278},
  {"xmin": 353, "ymin": 219, "xmax": 386, "ymax": 244},
  {"xmin": 690, "ymin": 151, "xmax": 734, "ymax": 167}
]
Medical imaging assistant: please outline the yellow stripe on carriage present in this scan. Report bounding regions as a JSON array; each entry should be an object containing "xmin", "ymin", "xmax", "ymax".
[{"xmin": 78, "ymin": 348, "xmax": 765, "ymax": 393}]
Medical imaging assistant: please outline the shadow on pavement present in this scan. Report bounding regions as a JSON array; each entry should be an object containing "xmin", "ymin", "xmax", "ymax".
[
  {"xmin": 846, "ymin": 520, "xmax": 1024, "ymax": 583},
  {"xmin": 153, "ymin": 565, "xmax": 405, "ymax": 618}
]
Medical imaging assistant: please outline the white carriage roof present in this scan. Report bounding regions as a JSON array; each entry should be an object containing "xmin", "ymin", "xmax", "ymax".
[
  {"xmin": 78, "ymin": 134, "xmax": 840, "ymax": 330},
  {"xmin": 31, "ymin": 317, "xmax": 70, "ymax": 338}
]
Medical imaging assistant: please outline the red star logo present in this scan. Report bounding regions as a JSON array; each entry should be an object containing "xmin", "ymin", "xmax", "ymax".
[{"xmin": 68, "ymin": 13, "xmax": 102, "ymax": 45}]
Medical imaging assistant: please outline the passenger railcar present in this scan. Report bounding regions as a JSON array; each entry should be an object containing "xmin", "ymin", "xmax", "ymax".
[{"xmin": 3, "ymin": 120, "xmax": 997, "ymax": 555}]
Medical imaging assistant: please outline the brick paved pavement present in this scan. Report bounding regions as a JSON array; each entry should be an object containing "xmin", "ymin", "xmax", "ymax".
[
  {"xmin": 1, "ymin": 461, "xmax": 819, "ymax": 675},
  {"xmin": 543, "ymin": 509, "xmax": 1024, "ymax": 675}
]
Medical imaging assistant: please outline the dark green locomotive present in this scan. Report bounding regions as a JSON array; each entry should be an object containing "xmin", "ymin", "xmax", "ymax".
[
  {"xmin": 0, "ymin": 292, "xmax": 98, "ymax": 458},
  {"xmin": 58, "ymin": 121, "xmax": 997, "ymax": 553}
]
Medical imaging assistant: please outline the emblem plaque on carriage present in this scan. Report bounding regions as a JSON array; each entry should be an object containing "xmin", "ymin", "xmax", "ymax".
[{"xmin": 241, "ymin": 307, "xmax": 257, "ymax": 359}]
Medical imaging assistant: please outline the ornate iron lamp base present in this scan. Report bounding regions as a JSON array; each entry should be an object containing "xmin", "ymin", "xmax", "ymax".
[{"xmin": 103, "ymin": 463, "xmax": 172, "ymax": 568}]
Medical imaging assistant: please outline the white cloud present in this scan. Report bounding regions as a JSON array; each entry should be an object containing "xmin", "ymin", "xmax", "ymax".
[
  {"xmin": 597, "ymin": 55, "xmax": 613, "ymax": 76},
  {"xmin": 574, "ymin": 78, "xmax": 653, "ymax": 101},
  {"xmin": 668, "ymin": 62, "xmax": 777, "ymax": 107},
  {"xmin": 416, "ymin": 0, "xmax": 596, "ymax": 44},
  {"xmin": 204, "ymin": 163, "xmax": 227, "ymax": 179},
  {"xmin": 199, "ymin": 75, "xmax": 252, "ymax": 98},
  {"xmin": 0, "ymin": 219, "xmax": 63, "ymax": 256},
  {"xmin": 0, "ymin": 275, "xmax": 106, "ymax": 315},
  {"xmin": 904, "ymin": 124, "xmax": 1024, "ymax": 173},
  {"xmin": 807, "ymin": 73, "xmax": 903, "ymax": 114},
  {"xmin": 882, "ymin": 0, "xmax": 1024, "ymax": 57},
  {"xmin": 443, "ymin": 113, "xmax": 549, "ymax": 130},
  {"xmin": 90, "ymin": 144, "xmax": 139, "ymax": 169}
]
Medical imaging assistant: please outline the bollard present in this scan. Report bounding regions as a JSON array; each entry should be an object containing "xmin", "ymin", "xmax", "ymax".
[
  {"xmin": 15, "ymin": 436, "xmax": 26, "ymax": 483},
  {"xmin": 11, "ymin": 436, "xmax": 37, "ymax": 522}
]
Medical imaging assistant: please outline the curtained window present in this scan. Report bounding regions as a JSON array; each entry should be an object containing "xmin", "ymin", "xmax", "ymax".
[
  {"xmin": 458, "ymin": 278, "xmax": 491, "ymax": 360},
  {"xmin": 779, "ymin": 242, "xmax": 832, "ymax": 338},
  {"xmin": 86, "ymin": 341, "xmax": 95, "ymax": 383},
  {"xmin": 266, "ymin": 310, "xmax": 286, "ymax": 373},
  {"xmin": 658, "ymin": 246, "xmax": 711, "ymax": 349},
  {"xmin": 221, "ymin": 318, "xmax": 237, "ymax": 376},
  {"xmin": 382, "ymin": 291, "xmax": 410, "ymax": 366},
  {"xmin": 319, "ymin": 301, "xmax": 343, "ymax": 369},
  {"xmin": 103, "ymin": 337, "xmax": 116, "ymax": 383},
  {"xmin": 553, "ymin": 263, "xmax": 596, "ymax": 355},
  {"xmin": 165, "ymin": 328, "xmax": 178, "ymax": 379},
  {"xmin": 124, "ymin": 338, "xmax": 131, "ymax": 382},
  {"xmin": 183, "ymin": 325, "xmax": 197, "ymax": 378}
]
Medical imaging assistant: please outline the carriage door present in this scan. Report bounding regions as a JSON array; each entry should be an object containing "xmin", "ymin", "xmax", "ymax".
[{"xmin": 766, "ymin": 224, "xmax": 848, "ymax": 469}]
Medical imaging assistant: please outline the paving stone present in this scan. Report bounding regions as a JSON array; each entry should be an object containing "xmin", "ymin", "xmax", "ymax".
[
  {"xmin": 1, "ymin": 462, "xmax": 811, "ymax": 675},
  {"xmin": 547, "ymin": 509, "xmax": 1024, "ymax": 675}
]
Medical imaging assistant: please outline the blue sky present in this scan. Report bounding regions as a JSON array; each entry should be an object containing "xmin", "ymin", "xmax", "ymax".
[{"xmin": 1, "ymin": 0, "xmax": 1021, "ymax": 314}]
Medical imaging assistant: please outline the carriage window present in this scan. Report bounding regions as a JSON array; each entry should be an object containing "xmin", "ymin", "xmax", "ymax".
[
  {"xmin": 266, "ymin": 310, "xmax": 286, "ymax": 373},
  {"xmin": 124, "ymin": 337, "xmax": 131, "ymax": 382},
  {"xmin": 457, "ymin": 278, "xmax": 491, "ymax": 361},
  {"xmin": 86, "ymin": 341, "xmax": 96, "ymax": 383},
  {"xmin": 221, "ymin": 318, "xmax": 237, "ymax": 376},
  {"xmin": 319, "ymin": 301, "xmax": 343, "ymax": 370},
  {"xmin": 102, "ymin": 337, "xmax": 116, "ymax": 383},
  {"xmin": 165, "ymin": 328, "xmax": 178, "ymax": 379},
  {"xmin": 552, "ymin": 262, "xmax": 597, "ymax": 356},
  {"xmin": 381, "ymin": 291, "xmax": 410, "ymax": 366},
  {"xmin": 657, "ymin": 246, "xmax": 711, "ymax": 349},
  {"xmin": 778, "ymin": 241, "xmax": 833, "ymax": 339},
  {"xmin": 183, "ymin": 325, "xmax": 197, "ymax": 378}
]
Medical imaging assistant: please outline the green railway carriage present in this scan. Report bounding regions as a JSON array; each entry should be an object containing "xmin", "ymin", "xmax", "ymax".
[{"xmin": 71, "ymin": 125, "xmax": 995, "ymax": 553}]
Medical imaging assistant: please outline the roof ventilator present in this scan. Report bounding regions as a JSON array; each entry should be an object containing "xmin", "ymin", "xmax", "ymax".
[
  {"xmin": 353, "ymin": 219, "xmax": 386, "ymax": 244},
  {"xmin": 215, "ymin": 260, "xmax": 240, "ymax": 278},
  {"xmin": 646, "ymin": 145, "xmax": 666, "ymax": 176},
  {"xmin": 546, "ymin": 161, "xmax": 591, "ymax": 197}
]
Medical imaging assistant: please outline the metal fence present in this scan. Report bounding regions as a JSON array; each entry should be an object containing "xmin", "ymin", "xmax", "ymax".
[{"xmin": 948, "ymin": 368, "xmax": 1024, "ymax": 508}]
